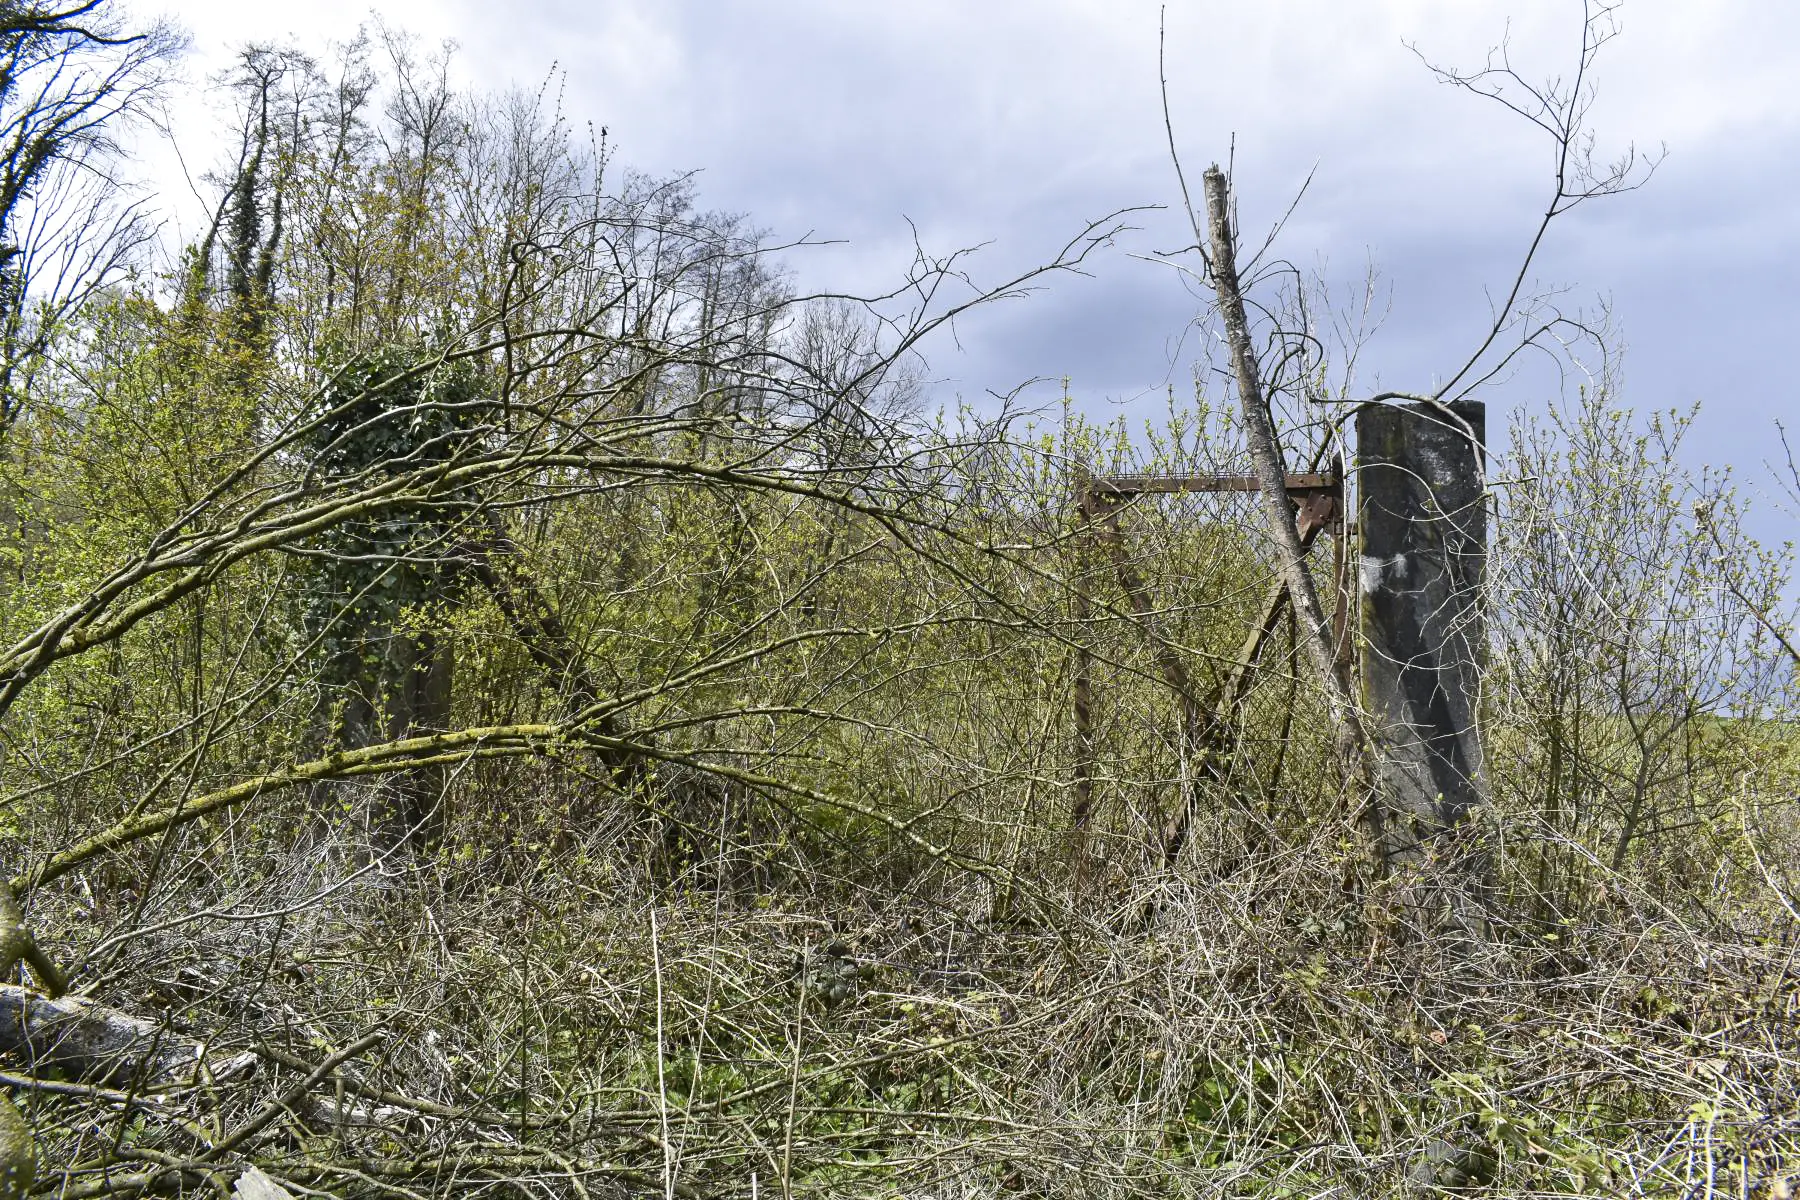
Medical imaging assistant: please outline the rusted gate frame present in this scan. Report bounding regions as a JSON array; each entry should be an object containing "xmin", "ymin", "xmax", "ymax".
[{"xmin": 1071, "ymin": 465, "xmax": 1349, "ymax": 864}]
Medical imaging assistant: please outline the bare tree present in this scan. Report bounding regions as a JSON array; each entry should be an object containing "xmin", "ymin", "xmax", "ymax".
[{"xmin": 0, "ymin": 1, "xmax": 180, "ymax": 437}]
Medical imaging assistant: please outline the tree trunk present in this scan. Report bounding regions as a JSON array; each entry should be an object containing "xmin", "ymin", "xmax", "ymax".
[
  {"xmin": 0, "ymin": 984, "xmax": 212, "ymax": 1084},
  {"xmin": 0, "ymin": 1093, "xmax": 29, "ymax": 1200},
  {"xmin": 382, "ymin": 627, "xmax": 454, "ymax": 851}
]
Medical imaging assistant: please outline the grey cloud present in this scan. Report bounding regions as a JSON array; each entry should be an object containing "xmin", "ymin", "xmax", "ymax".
[{"xmin": 159, "ymin": 0, "xmax": 1800, "ymax": 532}]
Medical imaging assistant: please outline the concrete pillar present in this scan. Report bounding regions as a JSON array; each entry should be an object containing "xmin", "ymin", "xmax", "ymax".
[{"xmin": 1357, "ymin": 401, "xmax": 1488, "ymax": 865}]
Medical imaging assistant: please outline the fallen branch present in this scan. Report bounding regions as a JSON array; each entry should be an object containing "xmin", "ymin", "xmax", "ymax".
[{"xmin": 0, "ymin": 983, "xmax": 211, "ymax": 1085}]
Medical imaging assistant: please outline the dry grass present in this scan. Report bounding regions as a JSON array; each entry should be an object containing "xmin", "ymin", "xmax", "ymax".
[{"xmin": 14, "ymin": 775, "xmax": 1797, "ymax": 1199}]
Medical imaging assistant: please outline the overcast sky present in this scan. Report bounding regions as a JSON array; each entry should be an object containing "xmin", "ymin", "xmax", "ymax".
[{"xmin": 139, "ymin": 0, "xmax": 1800, "ymax": 517}]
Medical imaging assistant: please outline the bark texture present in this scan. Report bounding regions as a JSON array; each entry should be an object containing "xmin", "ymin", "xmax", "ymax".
[{"xmin": 0, "ymin": 984, "xmax": 207, "ymax": 1084}]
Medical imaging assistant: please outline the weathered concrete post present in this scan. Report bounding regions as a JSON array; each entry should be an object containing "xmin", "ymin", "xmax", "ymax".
[{"xmin": 1356, "ymin": 401, "xmax": 1488, "ymax": 873}]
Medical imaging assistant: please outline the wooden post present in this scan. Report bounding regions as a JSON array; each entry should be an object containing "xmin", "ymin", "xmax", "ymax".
[{"xmin": 1356, "ymin": 401, "xmax": 1488, "ymax": 869}]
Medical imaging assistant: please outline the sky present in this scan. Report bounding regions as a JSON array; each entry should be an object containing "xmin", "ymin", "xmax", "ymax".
[{"xmin": 134, "ymin": 0, "xmax": 1800, "ymax": 526}]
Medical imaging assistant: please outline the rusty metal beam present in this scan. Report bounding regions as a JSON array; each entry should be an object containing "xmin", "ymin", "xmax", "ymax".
[{"xmin": 1084, "ymin": 471, "xmax": 1337, "ymax": 498}]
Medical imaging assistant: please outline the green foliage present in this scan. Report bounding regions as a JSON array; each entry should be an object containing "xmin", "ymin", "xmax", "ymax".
[
  {"xmin": 1488, "ymin": 389, "xmax": 1798, "ymax": 911},
  {"xmin": 0, "ymin": 18, "xmax": 1796, "ymax": 1200},
  {"xmin": 298, "ymin": 347, "xmax": 488, "ymax": 706}
]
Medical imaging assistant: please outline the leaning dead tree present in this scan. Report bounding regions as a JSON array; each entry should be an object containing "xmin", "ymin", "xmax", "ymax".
[
  {"xmin": 1153, "ymin": 0, "xmax": 1653, "ymax": 898},
  {"xmin": 1197, "ymin": 166, "xmax": 1377, "ymax": 811}
]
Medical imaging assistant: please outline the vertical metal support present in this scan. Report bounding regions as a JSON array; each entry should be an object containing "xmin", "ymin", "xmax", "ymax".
[
  {"xmin": 1356, "ymin": 401, "xmax": 1488, "ymax": 867},
  {"xmin": 1068, "ymin": 468, "xmax": 1343, "ymax": 873},
  {"xmin": 1070, "ymin": 477, "xmax": 1097, "ymax": 830},
  {"xmin": 1329, "ymin": 453, "xmax": 1354, "ymax": 680}
]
